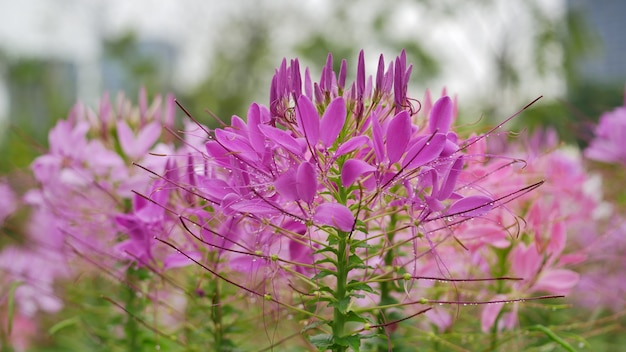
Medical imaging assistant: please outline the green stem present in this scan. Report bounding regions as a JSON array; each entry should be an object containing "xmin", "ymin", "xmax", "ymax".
[
  {"xmin": 212, "ymin": 280, "xmax": 224, "ymax": 351},
  {"xmin": 124, "ymin": 271, "xmax": 139, "ymax": 352},
  {"xmin": 333, "ymin": 231, "xmax": 349, "ymax": 352},
  {"xmin": 377, "ymin": 213, "xmax": 397, "ymax": 351}
]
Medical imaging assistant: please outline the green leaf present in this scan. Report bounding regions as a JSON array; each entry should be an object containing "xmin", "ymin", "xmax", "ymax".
[
  {"xmin": 345, "ymin": 311, "xmax": 367, "ymax": 323},
  {"xmin": 6, "ymin": 281, "xmax": 22, "ymax": 335},
  {"xmin": 311, "ymin": 269, "xmax": 337, "ymax": 280},
  {"xmin": 309, "ymin": 334, "xmax": 334, "ymax": 349},
  {"xmin": 328, "ymin": 296, "xmax": 351, "ymax": 314},
  {"xmin": 314, "ymin": 246, "xmax": 338, "ymax": 255},
  {"xmin": 315, "ymin": 257, "xmax": 338, "ymax": 266},
  {"xmin": 351, "ymin": 240, "xmax": 371, "ymax": 249},
  {"xmin": 347, "ymin": 280, "xmax": 376, "ymax": 293},
  {"xmin": 301, "ymin": 320, "xmax": 329, "ymax": 333},
  {"xmin": 336, "ymin": 334, "xmax": 361, "ymax": 351},
  {"xmin": 347, "ymin": 254, "xmax": 369, "ymax": 269},
  {"xmin": 49, "ymin": 316, "xmax": 81, "ymax": 335}
]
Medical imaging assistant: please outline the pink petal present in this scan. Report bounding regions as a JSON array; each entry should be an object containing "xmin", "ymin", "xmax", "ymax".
[
  {"xmin": 135, "ymin": 121, "xmax": 162, "ymax": 156},
  {"xmin": 533, "ymin": 269, "xmax": 580, "ymax": 295},
  {"xmin": 296, "ymin": 95, "xmax": 320, "ymax": 146},
  {"xmin": 296, "ymin": 162, "xmax": 317, "ymax": 203},
  {"xmin": 117, "ymin": 120, "xmax": 135, "ymax": 157},
  {"xmin": 313, "ymin": 203, "xmax": 354, "ymax": 232},
  {"xmin": 447, "ymin": 195, "xmax": 493, "ymax": 217},
  {"xmin": 341, "ymin": 159, "xmax": 376, "ymax": 187},
  {"xmin": 546, "ymin": 221, "xmax": 566, "ymax": 257},
  {"xmin": 481, "ymin": 294, "xmax": 507, "ymax": 332},
  {"xmin": 429, "ymin": 96, "xmax": 453, "ymax": 134},
  {"xmin": 402, "ymin": 134, "xmax": 446, "ymax": 169},
  {"xmin": 320, "ymin": 97, "xmax": 346, "ymax": 148},
  {"xmin": 258, "ymin": 125, "xmax": 303, "ymax": 155},
  {"xmin": 511, "ymin": 244, "xmax": 541, "ymax": 279},
  {"xmin": 386, "ymin": 110, "xmax": 411, "ymax": 164}
]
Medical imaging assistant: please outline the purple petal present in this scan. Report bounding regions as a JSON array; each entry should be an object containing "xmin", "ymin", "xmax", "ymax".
[
  {"xmin": 320, "ymin": 97, "xmax": 346, "ymax": 148},
  {"xmin": 258, "ymin": 125, "xmax": 303, "ymax": 155},
  {"xmin": 335, "ymin": 135, "xmax": 370, "ymax": 158},
  {"xmin": 386, "ymin": 111, "xmax": 411, "ymax": 164},
  {"xmin": 199, "ymin": 177, "xmax": 233, "ymax": 202},
  {"xmin": 289, "ymin": 238, "xmax": 313, "ymax": 274},
  {"xmin": 402, "ymin": 134, "xmax": 446, "ymax": 169},
  {"xmin": 429, "ymin": 96, "xmax": 453, "ymax": 134},
  {"xmin": 338, "ymin": 59, "xmax": 347, "ymax": 90},
  {"xmin": 215, "ymin": 129, "xmax": 257, "ymax": 162},
  {"xmin": 205, "ymin": 141, "xmax": 231, "ymax": 166},
  {"xmin": 229, "ymin": 199, "xmax": 280, "ymax": 215},
  {"xmin": 375, "ymin": 54, "xmax": 385, "ymax": 92},
  {"xmin": 356, "ymin": 50, "xmax": 365, "ymax": 98},
  {"xmin": 371, "ymin": 112, "xmax": 385, "ymax": 163},
  {"xmin": 274, "ymin": 170, "xmax": 298, "ymax": 201},
  {"xmin": 341, "ymin": 159, "xmax": 376, "ymax": 187},
  {"xmin": 246, "ymin": 103, "xmax": 266, "ymax": 152},
  {"xmin": 304, "ymin": 68, "xmax": 313, "ymax": 99},
  {"xmin": 438, "ymin": 156, "xmax": 464, "ymax": 200},
  {"xmin": 295, "ymin": 95, "xmax": 320, "ymax": 146},
  {"xmin": 163, "ymin": 251, "xmax": 202, "ymax": 270},
  {"xmin": 313, "ymin": 203, "xmax": 354, "ymax": 232},
  {"xmin": 296, "ymin": 162, "xmax": 317, "ymax": 203},
  {"xmin": 447, "ymin": 195, "xmax": 494, "ymax": 217},
  {"xmin": 229, "ymin": 115, "xmax": 248, "ymax": 136}
]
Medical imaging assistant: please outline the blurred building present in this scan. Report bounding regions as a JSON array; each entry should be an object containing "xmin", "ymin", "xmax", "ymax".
[
  {"xmin": 1, "ymin": 35, "xmax": 177, "ymax": 141},
  {"xmin": 569, "ymin": 0, "xmax": 626, "ymax": 85}
]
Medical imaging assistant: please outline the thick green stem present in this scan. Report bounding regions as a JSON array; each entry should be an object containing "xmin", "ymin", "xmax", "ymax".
[{"xmin": 332, "ymin": 232, "xmax": 349, "ymax": 352}]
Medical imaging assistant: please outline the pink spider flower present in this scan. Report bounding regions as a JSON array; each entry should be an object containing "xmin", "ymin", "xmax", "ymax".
[
  {"xmin": 585, "ymin": 92, "xmax": 626, "ymax": 164},
  {"xmin": 155, "ymin": 51, "xmax": 546, "ymax": 339}
]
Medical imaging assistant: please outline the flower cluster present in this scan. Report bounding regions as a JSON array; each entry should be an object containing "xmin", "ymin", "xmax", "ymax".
[
  {"xmin": 0, "ymin": 90, "xmax": 202, "ymax": 351},
  {"xmin": 585, "ymin": 94, "xmax": 626, "ymax": 165}
]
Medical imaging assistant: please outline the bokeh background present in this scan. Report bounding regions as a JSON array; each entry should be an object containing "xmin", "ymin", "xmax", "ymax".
[{"xmin": 0, "ymin": 0, "xmax": 624, "ymax": 170}]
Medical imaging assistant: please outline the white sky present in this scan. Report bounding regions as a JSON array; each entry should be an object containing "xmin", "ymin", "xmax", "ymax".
[{"xmin": 0, "ymin": 0, "xmax": 566, "ymax": 123}]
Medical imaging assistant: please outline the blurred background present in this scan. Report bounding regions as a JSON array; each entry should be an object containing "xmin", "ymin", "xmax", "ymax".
[{"xmin": 0, "ymin": 0, "xmax": 624, "ymax": 171}]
